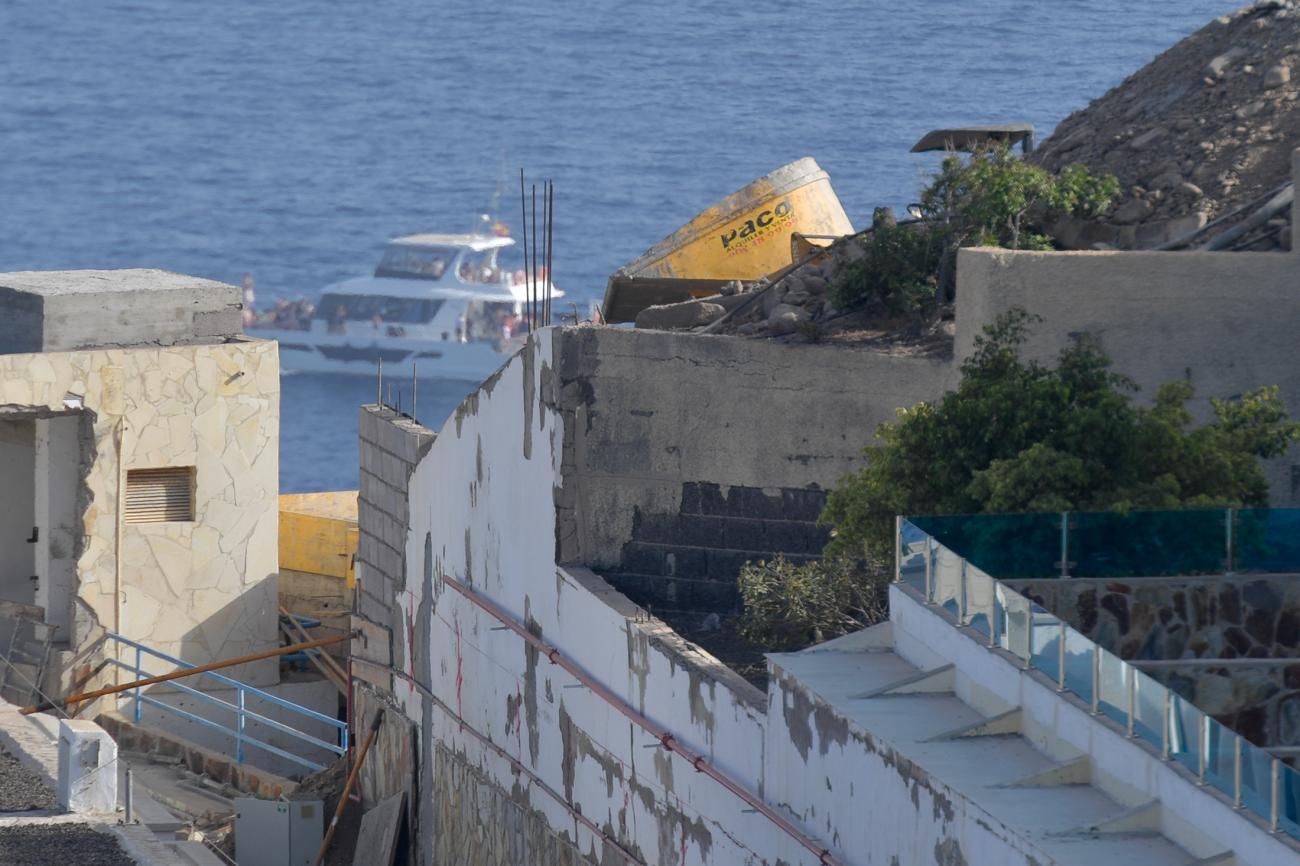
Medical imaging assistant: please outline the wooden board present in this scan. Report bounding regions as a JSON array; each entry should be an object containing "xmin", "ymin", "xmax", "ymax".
[{"xmin": 352, "ymin": 791, "xmax": 407, "ymax": 866}]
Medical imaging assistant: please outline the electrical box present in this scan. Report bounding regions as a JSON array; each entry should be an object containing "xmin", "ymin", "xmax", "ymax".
[{"xmin": 235, "ymin": 798, "xmax": 324, "ymax": 866}]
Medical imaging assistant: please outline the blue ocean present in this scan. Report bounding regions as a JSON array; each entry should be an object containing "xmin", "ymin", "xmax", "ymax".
[{"xmin": 1, "ymin": 0, "xmax": 1238, "ymax": 492}]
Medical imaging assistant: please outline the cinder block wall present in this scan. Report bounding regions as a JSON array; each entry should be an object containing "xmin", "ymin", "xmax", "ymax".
[{"xmin": 354, "ymin": 405, "xmax": 432, "ymax": 689}]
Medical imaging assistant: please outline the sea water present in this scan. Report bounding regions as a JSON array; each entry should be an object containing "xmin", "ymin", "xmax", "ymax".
[{"xmin": 1, "ymin": 0, "xmax": 1239, "ymax": 491}]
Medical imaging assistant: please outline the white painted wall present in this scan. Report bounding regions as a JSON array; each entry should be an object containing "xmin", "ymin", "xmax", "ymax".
[
  {"xmin": 391, "ymin": 333, "xmax": 817, "ymax": 866},
  {"xmin": 0, "ymin": 418, "xmax": 35, "ymax": 605}
]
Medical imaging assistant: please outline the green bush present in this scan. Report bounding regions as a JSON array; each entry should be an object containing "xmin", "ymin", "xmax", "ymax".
[
  {"xmin": 737, "ymin": 555, "xmax": 888, "ymax": 650},
  {"xmin": 821, "ymin": 309, "xmax": 1300, "ymax": 562},
  {"xmin": 832, "ymin": 146, "xmax": 1119, "ymax": 314}
]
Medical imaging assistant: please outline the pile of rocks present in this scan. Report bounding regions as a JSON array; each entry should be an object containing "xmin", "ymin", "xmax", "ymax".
[
  {"xmin": 632, "ymin": 230, "xmax": 953, "ymax": 353},
  {"xmin": 1034, "ymin": 0, "xmax": 1300, "ymax": 251}
]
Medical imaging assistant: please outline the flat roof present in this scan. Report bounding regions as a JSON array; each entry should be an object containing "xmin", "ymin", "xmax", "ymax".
[
  {"xmin": 0, "ymin": 268, "xmax": 236, "ymax": 297},
  {"xmin": 389, "ymin": 234, "xmax": 515, "ymax": 252}
]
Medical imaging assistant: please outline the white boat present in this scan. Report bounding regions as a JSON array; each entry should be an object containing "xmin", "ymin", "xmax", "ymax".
[{"xmin": 250, "ymin": 233, "xmax": 560, "ymax": 381}]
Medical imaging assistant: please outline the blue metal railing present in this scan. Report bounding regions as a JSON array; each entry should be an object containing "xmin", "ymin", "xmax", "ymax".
[{"xmin": 106, "ymin": 633, "xmax": 348, "ymax": 773}]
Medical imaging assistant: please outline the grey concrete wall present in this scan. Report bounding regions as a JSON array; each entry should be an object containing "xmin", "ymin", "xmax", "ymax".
[
  {"xmin": 354, "ymin": 404, "xmax": 433, "ymax": 693},
  {"xmin": 0, "ymin": 419, "xmax": 35, "ymax": 604},
  {"xmin": 553, "ymin": 327, "xmax": 956, "ymax": 614},
  {"xmin": 0, "ymin": 269, "xmax": 242, "ymax": 354},
  {"xmin": 955, "ymin": 246, "xmax": 1300, "ymax": 503}
]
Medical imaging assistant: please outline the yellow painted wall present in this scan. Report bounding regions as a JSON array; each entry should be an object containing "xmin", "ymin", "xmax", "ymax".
[{"xmin": 279, "ymin": 491, "xmax": 358, "ymax": 588}]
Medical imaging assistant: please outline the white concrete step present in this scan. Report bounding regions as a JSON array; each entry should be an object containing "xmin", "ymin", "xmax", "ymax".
[{"xmin": 775, "ymin": 644, "xmax": 1204, "ymax": 866}]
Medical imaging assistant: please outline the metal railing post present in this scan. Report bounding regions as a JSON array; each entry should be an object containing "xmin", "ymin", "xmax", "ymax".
[
  {"xmin": 1225, "ymin": 507, "xmax": 1235, "ymax": 574},
  {"xmin": 1197, "ymin": 713, "xmax": 1208, "ymax": 786},
  {"xmin": 958, "ymin": 559, "xmax": 968, "ymax": 625},
  {"xmin": 989, "ymin": 586, "xmax": 1000, "ymax": 649},
  {"xmin": 124, "ymin": 766, "xmax": 134, "ymax": 824},
  {"xmin": 133, "ymin": 645, "xmax": 142, "ymax": 723},
  {"xmin": 894, "ymin": 516, "xmax": 903, "ymax": 584},
  {"xmin": 237, "ymin": 688, "xmax": 246, "ymax": 766},
  {"xmin": 1125, "ymin": 668, "xmax": 1136, "ymax": 738},
  {"xmin": 1056, "ymin": 621, "xmax": 1067, "ymax": 692},
  {"xmin": 1161, "ymin": 690, "xmax": 1171, "ymax": 759},
  {"xmin": 1023, "ymin": 602, "xmax": 1034, "ymax": 670},
  {"xmin": 1271, "ymin": 758, "xmax": 1281, "ymax": 833},
  {"xmin": 1233, "ymin": 735, "xmax": 1243, "ymax": 809},
  {"xmin": 1090, "ymin": 645, "xmax": 1100, "ymax": 714},
  {"xmin": 924, "ymin": 541, "xmax": 935, "ymax": 604},
  {"xmin": 1059, "ymin": 511, "xmax": 1070, "ymax": 578}
]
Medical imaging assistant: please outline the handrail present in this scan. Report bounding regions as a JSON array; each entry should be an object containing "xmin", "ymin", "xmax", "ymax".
[
  {"xmin": 106, "ymin": 632, "xmax": 347, "ymax": 773},
  {"xmin": 896, "ymin": 518, "xmax": 1300, "ymax": 842}
]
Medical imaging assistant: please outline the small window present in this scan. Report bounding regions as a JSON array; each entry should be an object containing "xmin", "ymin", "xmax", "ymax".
[{"xmin": 125, "ymin": 467, "xmax": 196, "ymax": 523}]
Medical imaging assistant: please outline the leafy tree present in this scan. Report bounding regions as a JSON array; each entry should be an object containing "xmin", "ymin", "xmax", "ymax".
[
  {"xmin": 739, "ymin": 309, "xmax": 1300, "ymax": 648},
  {"xmin": 822, "ymin": 309, "xmax": 1300, "ymax": 562},
  {"xmin": 833, "ymin": 146, "xmax": 1119, "ymax": 310}
]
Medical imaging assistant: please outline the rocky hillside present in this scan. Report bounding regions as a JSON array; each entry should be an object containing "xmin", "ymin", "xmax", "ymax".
[{"xmin": 1034, "ymin": 0, "xmax": 1300, "ymax": 250}]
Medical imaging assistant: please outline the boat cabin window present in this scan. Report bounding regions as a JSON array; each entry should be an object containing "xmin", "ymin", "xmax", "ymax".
[
  {"xmin": 375, "ymin": 245, "xmax": 456, "ymax": 281},
  {"xmin": 318, "ymin": 294, "xmax": 444, "ymax": 328},
  {"xmin": 457, "ymin": 249, "xmax": 501, "ymax": 283}
]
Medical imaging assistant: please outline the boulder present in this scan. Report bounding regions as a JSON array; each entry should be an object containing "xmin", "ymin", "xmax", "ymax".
[
  {"xmin": 1265, "ymin": 63, "xmax": 1291, "ymax": 88},
  {"xmin": 766, "ymin": 304, "xmax": 810, "ymax": 336},
  {"xmin": 634, "ymin": 300, "xmax": 726, "ymax": 331},
  {"xmin": 1112, "ymin": 197, "xmax": 1155, "ymax": 224}
]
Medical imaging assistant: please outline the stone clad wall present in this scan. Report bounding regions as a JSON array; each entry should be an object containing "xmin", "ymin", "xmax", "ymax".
[
  {"xmin": 0, "ymin": 339, "xmax": 281, "ymax": 686},
  {"xmin": 1010, "ymin": 575, "xmax": 1300, "ymax": 749}
]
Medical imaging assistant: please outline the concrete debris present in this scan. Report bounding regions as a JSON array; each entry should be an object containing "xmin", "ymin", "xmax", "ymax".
[
  {"xmin": 766, "ymin": 303, "xmax": 811, "ymax": 335},
  {"xmin": 0, "ymin": 824, "xmax": 136, "ymax": 866},
  {"xmin": 634, "ymin": 299, "xmax": 726, "ymax": 330},
  {"xmin": 1034, "ymin": 0, "xmax": 1300, "ymax": 250},
  {"xmin": 0, "ymin": 748, "xmax": 54, "ymax": 813}
]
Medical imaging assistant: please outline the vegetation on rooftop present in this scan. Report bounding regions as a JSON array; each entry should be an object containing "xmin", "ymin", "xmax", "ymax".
[
  {"xmin": 738, "ymin": 309, "xmax": 1300, "ymax": 649},
  {"xmin": 831, "ymin": 145, "xmax": 1120, "ymax": 313}
]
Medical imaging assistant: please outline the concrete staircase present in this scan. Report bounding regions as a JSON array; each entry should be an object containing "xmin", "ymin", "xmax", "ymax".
[{"xmin": 772, "ymin": 612, "xmax": 1257, "ymax": 866}]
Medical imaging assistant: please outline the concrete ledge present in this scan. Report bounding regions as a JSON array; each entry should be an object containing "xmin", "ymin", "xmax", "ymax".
[{"xmin": 96, "ymin": 713, "xmax": 295, "ymax": 800}]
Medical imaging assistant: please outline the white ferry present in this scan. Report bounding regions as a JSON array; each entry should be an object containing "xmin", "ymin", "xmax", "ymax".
[{"xmin": 251, "ymin": 233, "xmax": 559, "ymax": 381}]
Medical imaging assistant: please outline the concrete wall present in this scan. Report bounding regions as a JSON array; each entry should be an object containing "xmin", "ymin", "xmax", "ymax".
[
  {"xmin": 554, "ymin": 327, "xmax": 954, "ymax": 615},
  {"xmin": 955, "ymin": 245, "xmax": 1300, "ymax": 503},
  {"xmin": 0, "ymin": 269, "xmax": 243, "ymax": 354},
  {"xmin": 0, "ymin": 419, "xmax": 36, "ymax": 602},
  {"xmin": 0, "ymin": 339, "xmax": 281, "ymax": 687},
  {"xmin": 33, "ymin": 415, "xmax": 81, "ymax": 633}
]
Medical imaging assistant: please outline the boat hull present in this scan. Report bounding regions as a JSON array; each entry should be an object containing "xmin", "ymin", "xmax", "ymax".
[{"xmin": 259, "ymin": 329, "xmax": 514, "ymax": 382}]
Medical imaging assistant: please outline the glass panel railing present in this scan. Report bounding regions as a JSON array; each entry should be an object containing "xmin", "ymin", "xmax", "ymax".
[
  {"xmin": 909, "ymin": 512, "xmax": 1061, "ymax": 578},
  {"xmin": 998, "ymin": 583, "xmax": 1032, "ymax": 664},
  {"xmin": 964, "ymin": 563, "xmax": 997, "ymax": 639},
  {"xmin": 898, "ymin": 520, "xmax": 930, "ymax": 596},
  {"xmin": 1069, "ymin": 509, "xmax": 1226, "ymax": 577},
  {"xmin": 1029, "ymin": 610, "xmax": 1063, "ymax": 685},
  {"xmin": 1203, "ymin": 717, "xmax": 1236, "ymax": 799},
  {"xmin": 1281, "ymin": 762, "xmax": 1300, "ymax": 840},
  {"xmin": 1062, "ymin": 625, "xmax": 1094, "ymax": 705},
  {"xmin": 907, "ymin": 508, "xmax": 1300, "ymax": 580},
  {"xmin": 1240, "ymin": 740, "xmax": 1274, "ymax": 818},
  {"xmin": 1131, "ymin": 669, "xmax": 1167, "ymax": 748},
  {"xmin": 931, "ymin": 545, "xmax": 964, "ymax": 620},
  {"xmin": 1235, "ymin": 508, "xmax": 1300, "ymax": 573},
  {"xmin": 1096, "ymin": 646, "xmax": 1129, "ymax": 728}
]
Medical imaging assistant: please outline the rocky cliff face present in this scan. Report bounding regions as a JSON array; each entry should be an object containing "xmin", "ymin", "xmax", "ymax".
[{"xmin": 1034, "ymin": 0, "xmax": 1300, "ymax": 250}]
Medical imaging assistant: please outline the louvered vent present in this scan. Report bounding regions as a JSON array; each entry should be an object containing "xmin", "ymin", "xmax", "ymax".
[{"xmin": 124, "ymin": 467, "xmax": 195, "ymax": 524}]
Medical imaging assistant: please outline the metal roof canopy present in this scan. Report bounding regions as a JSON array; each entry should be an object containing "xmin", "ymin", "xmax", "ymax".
[{"xmin": 911, "ymin": 124, "xmax": 1036, "ymax": 154}]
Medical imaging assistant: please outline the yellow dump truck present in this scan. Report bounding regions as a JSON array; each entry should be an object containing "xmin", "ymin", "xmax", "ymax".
[{"xmin": 603, "ymin": 157, "xmax": 854, "ymax": 322}]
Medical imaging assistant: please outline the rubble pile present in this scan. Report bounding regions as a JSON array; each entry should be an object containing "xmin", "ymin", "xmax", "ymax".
[
  {"xmin": 633, "ymin": 230, "xmax": 953, "ymax": 353},
  {"xmin": 1034, "ymin": 0, "xmax": 1300, "ymax": 250}
]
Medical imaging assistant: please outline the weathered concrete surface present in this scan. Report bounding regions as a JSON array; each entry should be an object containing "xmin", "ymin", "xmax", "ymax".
[
  {"xmin": 955, "ymin": 245, "xmax": 1300, "ymax": 503},
  {"xmin": 0, "ymin": 337, "xmax": 281, "ymax": 693},
  {"xmin": 553, "ymin": 327, "xmax": 955, "ymax": 612},
  {"xmin": 0, "ymin": 270, "xmax": 242, "ymax": 355}
]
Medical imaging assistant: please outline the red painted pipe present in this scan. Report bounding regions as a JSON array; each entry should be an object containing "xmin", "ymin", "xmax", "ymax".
[{"xmin": 441, "ymin": 575, "xmax": 841, "ymax": 866}]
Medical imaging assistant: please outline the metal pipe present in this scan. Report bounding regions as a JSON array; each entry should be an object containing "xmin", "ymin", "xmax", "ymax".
[
  {"xmin": 1225, "ymin": 508, "xmax": 1235, "ymax": 574},
  {"xmin": 519, "ymin": 169, "xmax": 529, "ymax": 331},
  {"xmin": 1234, "ymin": 735, "xmax": 1243, "ymax": 809},
  {"xmin": 313, "ymin": 709, "xmax": 384, "ymax": 866},
  {"xmin": 1161, "ymin": 690, "xmax": 1170, "ymax": 759},
  {"xmin": 924, "ymin": 541, "xmax": 934, "ymax": 603},
  {"xmin": 893, "ymin": 516, "xmax": 902, "ymax": 583},
  {"xmin": 124, "ymin": 766, "xmax": 134, "ymax": 824},
  {"xmin": 531, "ymin": 183, "xmax": 538, "ymax": 331},
  {"xmin": 440, "ymin": 575, "xmax": 842, "ymax": 866},
  {"xmin": 1059, "ymin": 511, "xmax": 1069, "ymax": 578},
  {"xmin": 21, "ymin": 632, "xmax": 356, "ymax": 715},
  {"xmin": 1024, "ymin": 602, "xmax": 1034, "ymax": 670},
  {"xmin": 546, "ymin": 180, "xmax": 555, "ymax": 324},
  {"xmin": 989, "ymin": 587, "xmax": 999, "ymax": 649},
  {"xmin": 411, "ymin": 360, "xmax": 418, "ymax": 425},
  {"xmin": 957, "ymin": 559, "xmax": 968, "ymax": 625}
]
